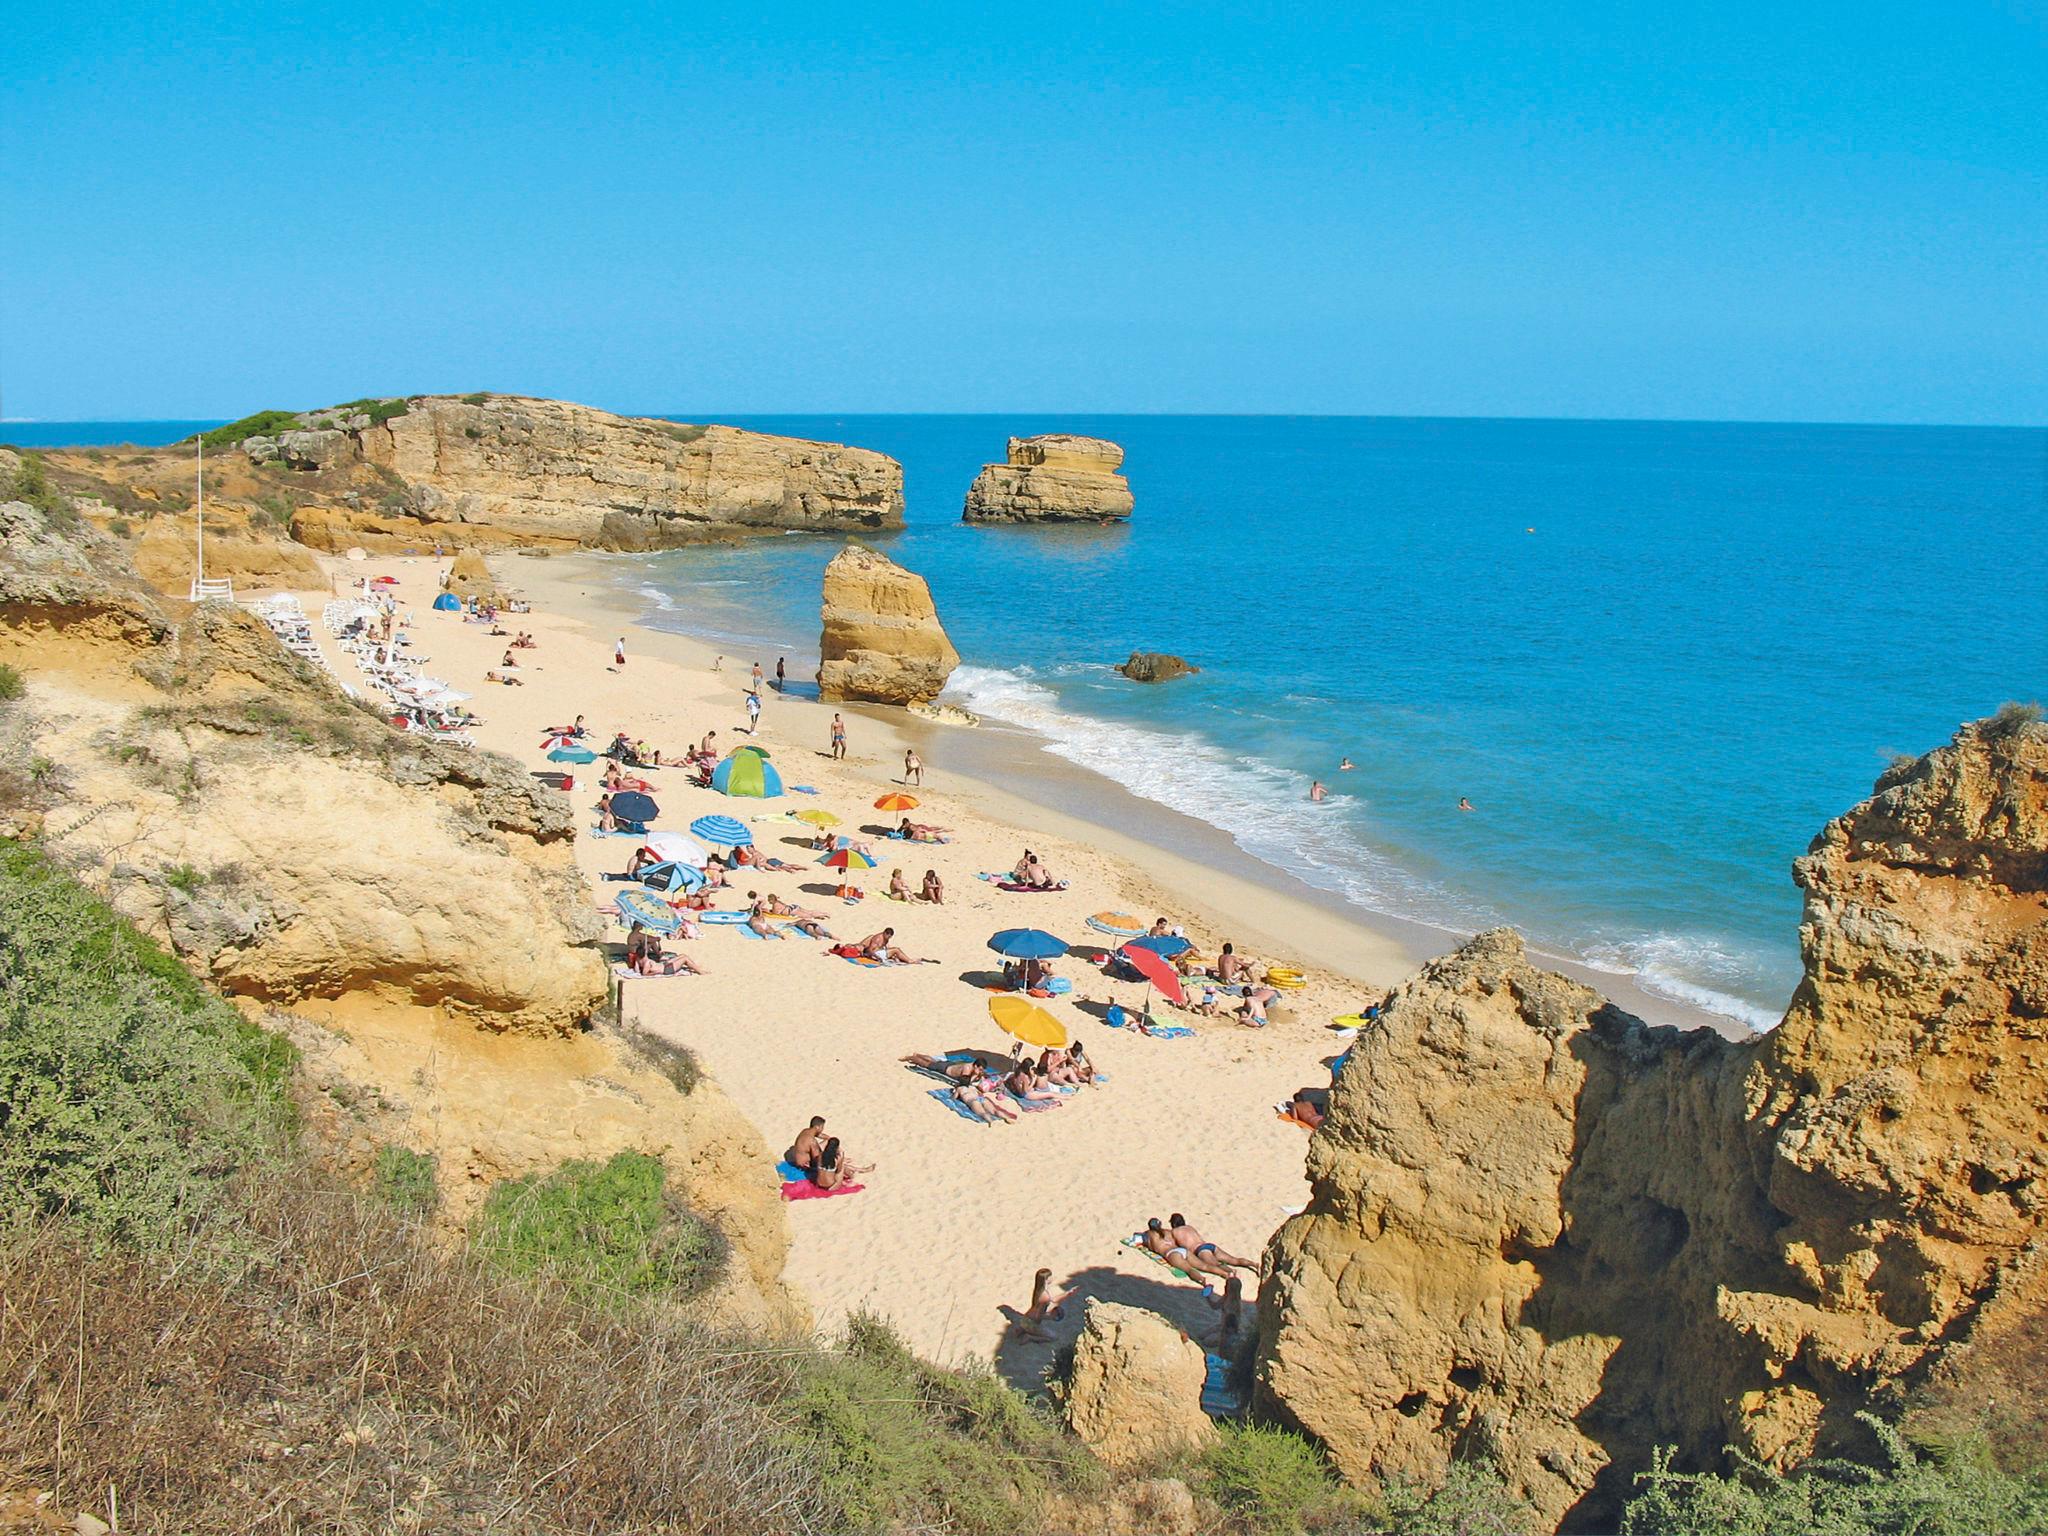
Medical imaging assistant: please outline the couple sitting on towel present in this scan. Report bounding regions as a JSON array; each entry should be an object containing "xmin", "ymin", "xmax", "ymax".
[
  {"xmin": 1010, "ymin": 850, "xmax": 1063, "ymax": 889},
  {"xmin": 624, "ymin": 922, "xmax": 703, "ymax": 976},
  {"xmin": 828, "ymin": 927, "xmax": 935, "ymax": 964}
]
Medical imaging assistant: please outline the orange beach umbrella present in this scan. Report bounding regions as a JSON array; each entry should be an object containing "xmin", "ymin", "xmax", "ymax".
[
  {"xmin": 874, "ymin": 792, "xmax": 920, "ymax": 812},
  {"xmin": 988, "ymin": 995, "xmax": 1069, "ymax": 1050}
]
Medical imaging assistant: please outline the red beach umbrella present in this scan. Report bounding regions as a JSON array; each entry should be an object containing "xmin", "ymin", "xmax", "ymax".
[{"xmin": 1118, "ymin": 942, "xmax": 1186, "ymax": 1007}]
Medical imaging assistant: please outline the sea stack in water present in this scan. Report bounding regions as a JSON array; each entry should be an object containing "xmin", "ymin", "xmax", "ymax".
[
  {"xmin": 1117, "ymin": 651, "xmax": 1198, "ymax": 682},
  {"xmin": 816, "ymin": 544, "xmax": 960, "ymax": 705},
  {"xmin": 962, "ymin": 434, "xmax": 1134, "ymax": 524},
  {"xmin": 1256, "ymin": 711, "xmax": 2048, "ymax": 1533}
]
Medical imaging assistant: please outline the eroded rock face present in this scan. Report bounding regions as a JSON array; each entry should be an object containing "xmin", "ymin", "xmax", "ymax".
[
  {"xmin": 963, "ymin": 434, "xmax": 1134, "ymax": 524},
  {"xmin": 815, "ymin": 544, "xmax": 959, "ymax": 705},
  {"xmin": 277, "ymin": 395, "xmax": 902, "ymax": 551},
  {"xmin": 442, "ymin": 548, "xmax": 502, "ymax": 606},
  {"xmin": 1258, "ymin": 714, "xmax": 2048, "ymax": 1532},
  {"xmin": 1060, "ymin": 1300, "xmax": 1218, "ymax": 1468}
]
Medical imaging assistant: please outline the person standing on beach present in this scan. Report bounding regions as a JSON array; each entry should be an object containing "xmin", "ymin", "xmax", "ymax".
[
  {"xmin": 745, "ymin": 690, "xmax": 762, "ymax": 734},
  {"xmin": 713, "ymin": 654, "xmax": 723, "ymax": 672},
  {"xmin": 613, "ymin": 636, "xmax": 626, "ymax": 670},
  {"xmin": 775, "ymin": 657, "xmax": 787, "ymax": 692},
  {"xmin": 830, "ymin": 713, "xmax": 847, "ymax": 759},
  {"xmin": 904, "ymin": 749, "xmax": 923, "ymax": 786},
  {"xmin": 751, "ymin": 661, "xmax": 765, "ymax": 694}
]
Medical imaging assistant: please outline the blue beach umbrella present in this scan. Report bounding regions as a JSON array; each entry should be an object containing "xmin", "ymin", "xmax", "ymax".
[
  {"xmin": 987, "ymin": 928, "xmax": 1070, "ymax": 960},
  {"xmin": 616, "ymin": 887, "xmax": 682, "ymax": 934},
  {"xmin": 609, "ymin": 790, "xmax": 660, "ymax": 824},
  {"xmin": 1123, "ymin": 934, "xmax": 1193, "ymax": 959},
  {"xmin": 547, "ymin": 746, "xmax": 597, "ymax": 764},
  {"xmin": 637, "ymin": 860, "xmax": 706, "ymax": 894},
  {"xmin": 689, "ymin": 814, "xmax": 753, "ymax": 848}
]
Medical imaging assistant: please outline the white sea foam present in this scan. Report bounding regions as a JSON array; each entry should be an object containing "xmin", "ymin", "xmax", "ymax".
[
  {"xmin": 946, "ymin": 665, "xmax": 1491, "ymax": 935},
  {"xmin": 1581, "ymin": 933, "xmax": 1785, "ymax": 1032}
]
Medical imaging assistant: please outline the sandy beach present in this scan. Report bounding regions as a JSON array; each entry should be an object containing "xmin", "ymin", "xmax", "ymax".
[{"xmin": 285, "ymin": 548, "xmax": 1743, "ymax": 1387}]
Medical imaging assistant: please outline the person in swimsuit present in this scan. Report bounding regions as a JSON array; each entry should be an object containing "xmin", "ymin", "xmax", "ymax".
[
  {"xmin": 1006, "ymin": 1064, "xmax": 1062, "ymax": 1105},
  {"xmin": 1338, "ymin": 757, "xmax": 1354, "ymax": 770},
  {"xmin": 1009, "ymin": 1267, "xmax": 1077, "ymax": 1340},
  {"xmin": 788, "ymin": 1115, "xmax": 828, "ymax": 1171},
  {"xmin": 1309, "ymin": 779, "xmax": 1326, "ymax": 802},
  {"xmin": 830, "ymin": 713, "xmax": 847, "ymax": 760},
  {"xmin": 1169, "ymin": 1214, "xmax": 1259, "ymax": 1274},
  {"xmin": 810, "ymin": 1136, "xmax": 873, "ymax": 1190},
  {"xmin": 951, "ymin": 1074, "xmax": 1017, "ymax": 1124},
  {"xmin": 888, "ymin": 867, "xmax": 913, "ymax": 901},
  {"xmin": 1213, "ymin": 942, "xmax": 1245, "ymax": 983},
  {"xmin": 859, "ymin": 927, "xmax": 930, "ymax": 965},
  {"xmin": 903, "ymin": 749, "xmax": 922, "ymax": 786}
]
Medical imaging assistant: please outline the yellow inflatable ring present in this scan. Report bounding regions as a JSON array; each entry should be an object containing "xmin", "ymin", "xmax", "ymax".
[{"xmin": 1264, "ymin": 967, "xmax": 1307, "ymax": 990}]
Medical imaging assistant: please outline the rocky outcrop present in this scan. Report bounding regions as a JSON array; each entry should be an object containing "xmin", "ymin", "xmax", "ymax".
[
  {"xmin": 265, "ymin": 395, "xmax": 902, "ymax": 551},
  {"xmin": 442, "ymin": 548, "xmax": 502, "ymax": 607},
  {"xmin": 815, "ymin": 544, "xmax": 959, "ymax": 705},
  {"xmin": 1059, "ymin": 1301, "xmax": 1218, "ymax": 1468},
  {"xmin": 1258, "ymin": 712, "xmax": 2048, "ymax": 1532},
  {"xmin": 962, "ymin": 434, "xmax": 1134, "ymax": 524},
  {"xmin": 1117, "ymin": 651, "xmax": 1198, "ymax": 683},
  {"xmin": 131, "ymin": 516, "xmax": 326, "ymax": 596}
]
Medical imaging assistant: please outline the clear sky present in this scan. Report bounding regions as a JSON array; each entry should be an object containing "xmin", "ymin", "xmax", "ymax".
[{"xmin": 5, "ymin": 1, "xmax": 2044, "ymax": 423}]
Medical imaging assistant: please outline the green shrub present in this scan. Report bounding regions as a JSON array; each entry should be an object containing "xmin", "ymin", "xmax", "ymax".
[
  {"xmin": 1203, "ymin": 1421, "xmax": 1364, "ymax": 1532},
  {"xmin": 0, "ymin": 664, "xmax": 22, "ymax": 702},
  {"xmin": 161, "ymin": 862, "xmax": 206, "ymax": 894},
  {"xmin": 1373, "ymin": 1460, "xmax": 1533, "ymax": 1533},
  {"xmin": 333, "ymin": 396, "xmax": 412, "ymax": 427},
  {"xmin": 472, "ymin": 1150, "xmax": 726, "ymax": 1304},
  {"xmin": 1987, "ymin": 700, "xmax": 2044, "ymax": 737},
  {"xmin": 372, "ymin": 1144, "xmax": 439, "ymax": 1215},
  {"xmin": 252, "ymin": 492, "xmax": 295, "ymax": 528},
  {"xmin": 7, "ymin": 453, "xmax": 80, "ymax": 531},
  {"xmin": 787, "ymin": 1309, "xmax": 1095, "ymax": 1534},
  {"xmin": 464, "ymin": 425, "xmax": 482, "ymax": 438},
  {"xmin": 1619, "ymin": 1417, "xmax": 2048, "ymax": 1536},
  {"xmin": 0, "ymin": 842, "xmax": 294, "ymax": 1245},
  {"xmin": 200, "ymin": 410, "xmax": 302, "ymax": 449},
  {"xmin": 107, "ymin": 516, "xmax": 131, "ymax": 537},
  {"xmin": 655, "ymin": 421, "xmax": 709, "ymax": 444},
  {"xmin": 461, "ymin": 391, "xmax": 491, "ymax": 405}
]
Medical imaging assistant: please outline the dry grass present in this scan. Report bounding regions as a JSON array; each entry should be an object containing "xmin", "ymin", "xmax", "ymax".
[{"xmin": 0, "ymin": 1165, "xmax": 841, "ymax": 1535}]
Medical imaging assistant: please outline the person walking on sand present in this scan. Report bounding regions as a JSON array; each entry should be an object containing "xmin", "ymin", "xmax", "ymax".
[
  {"xmin": 745, "ymin": 689, "xmax": 762, "ymax": 734},
  {"xmin": 751, "ymin": 661, "xmax": 765, "ymax": 694},
  {"xmin": 775, "ymin": 656, "xmax": 787, "ymax": 692},
  {"xmin": 830, "ymin": 713, "xmax": 847, "ymax": 760},
  {"xmin": 613, "ymin": 636, "xmax": 627, "ymax": 670},
  {"xmin": 903, "ymin": 748, "xmax": 923, "ymax": 786},
  {"xmin": 713, "ymin": 654, "xmax": 723, "ymax": 672}
]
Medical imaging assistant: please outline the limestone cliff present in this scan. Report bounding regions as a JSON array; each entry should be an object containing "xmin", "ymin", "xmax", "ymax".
[
  {"xmin": 1258, "ymin": 712, "xmax": 2048, "ymax": 1531},
  {"xmin": 815, "ymin": 543, "xmax": 960, "ymax": 705},
  {"xmin": 283, "ymin": 395, "xmax": 903, "ymax": 550},
  {"xmin": 0, "ymin": 497, "xmax": 797, "ymax": 1325},
  {"xmin": 962, "ymin": 434, "xmax": 1134, "ymax": 524}
]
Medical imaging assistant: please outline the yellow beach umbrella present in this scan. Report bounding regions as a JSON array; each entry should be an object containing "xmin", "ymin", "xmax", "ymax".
[
  {"xmin": 874, "ymin": 792, "xmax": 920, "ymax": 812},
  {"xmin": 793, "ymin": 808, "xmax": 841, "ymax": 827},
  {"xmin": 989, "ymin": 995, "xmax": 1069, "ymax": 1050}
]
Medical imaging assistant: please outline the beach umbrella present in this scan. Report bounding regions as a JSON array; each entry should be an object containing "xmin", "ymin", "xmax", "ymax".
[
  {"xmin": 432, "ymin": 592, "xmax": 461, "ymax": 611},
  {"xmin": 372, "ymin": 575, "xmax": 399, "ymax": 586},
  {"xmin": 1124, "ymin": 933, "xmax": 1193, "ymax": 960},
  {"xmin": 689, "ymin": 814, "xmax": 753, "ymax": 848},
  {"xmin": 987, "ymin": 927, "xmax": 1069, "ymax": 960},
  {"xmin": 792, "ymin": 809, "xmax": 840, "ymax": 828},
  {"xmin": 637, "ymin": 860, "xmax": 705, "ymax": 895},
  {"xmin": 989, "ymin": 995, "xmax": 1069, "ymax": 1050},
  {"xmin": 711, "ymin": 750, "xmax": 784, "ymax": 798},
  {"xmin": 1085, "ymin": 911, "xmax": 1148, "ymax": 940},
  {"xmin": 610, "ymin": 790, "xmax": 660, "ymax": 824},
  {"xmin": 615, "ymin": 888, "xmax": 682, "ymax": 935},
  {"xmin": 874, "ymin": 792, "xmax": 919, "ymax": 812},
  {"xmin": 821, "ymin": 847, "xmax": 880, "ymax": 871},
  {"xmin": 547, "ymin": 746, "xmax": 597, "ymax": 764},
  {"xmin": 641, "ymin": 830, "xmax": 707, "ymax": 865},
  {"xmin": 1118, "ymin": 942, "xmax": 1187, "ymax": 1007}
]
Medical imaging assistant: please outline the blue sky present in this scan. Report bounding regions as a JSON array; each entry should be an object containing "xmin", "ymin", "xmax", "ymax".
[{"xmin": 5, "ymin": 1, "xmax": 2044, "ymax": 422}]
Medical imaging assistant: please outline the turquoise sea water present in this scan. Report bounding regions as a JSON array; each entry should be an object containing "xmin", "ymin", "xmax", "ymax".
[{"xmin": 17, "ymin": 415, "xmax": 2045, "ymax": 1028}]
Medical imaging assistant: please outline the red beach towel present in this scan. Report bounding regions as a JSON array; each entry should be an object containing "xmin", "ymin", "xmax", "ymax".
[{"xmin": 782, "ymin": 1179, "xmax": 865, "ymax": 1201}]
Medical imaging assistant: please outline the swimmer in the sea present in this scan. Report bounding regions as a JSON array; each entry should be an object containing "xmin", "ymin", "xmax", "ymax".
[
  {"xmin": 1309, "ymin": 780, "xmax": 1327, "ymax": 803},
  {"xmin": 1458, "ymin": 796, "xmax": 1474, "ymax": 812}
]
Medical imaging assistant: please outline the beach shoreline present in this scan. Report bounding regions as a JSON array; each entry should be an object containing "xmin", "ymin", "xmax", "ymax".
[{"xmin": 515, "ymin": 548, "xmax": 1764, "ymax": 1037}]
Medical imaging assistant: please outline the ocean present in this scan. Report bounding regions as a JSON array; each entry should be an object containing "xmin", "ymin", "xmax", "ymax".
[{"xmin": 16, "ymin": 414, "xmax": 2045, "ymax": 1028}]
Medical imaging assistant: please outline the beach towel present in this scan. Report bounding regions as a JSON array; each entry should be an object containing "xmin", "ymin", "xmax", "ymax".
[
  {"xmin": 1003, "ymin": 1088, "xmax": 1061, "ymax": 1113},
  {"xmin": 996, "ymin": 880, "xmax": 1067, "ymax": 893},
  {"xmin": 1275, "ymin": 1104, "xmax": 1315, "ymax": 1129},
  {"xmin": 782, "ymin": 1178, "xmax": 863, "ymax": 1201},
  {"xmin": 838, "ymin": 953, "xmax": 887, "ymax": 967},
  {"xmin": 1203, "ymin": 1353, "xmax": 1248, "ymax": 1419},
  {"xmin": 929, "ymin": 1088, "xmax": 993, "ymax": 1126},
  {"xmin": 612, "ymin": 964, "xmax": 692, "ymax": 980},
  {"xmin": 698, "ymin": 910, "xmax": 752, "ymax": 924},
  {"xmin": 1120, "ymin": 1235, "xmax": 1195, "ymax": 1281},
  {"xmin": 791, "ymin": 785, "xmax": 820, "ymax": 795},
  {"xmin": 776, "ymin": 1160, "xmax": 809, "ymax": 1182},
  {"xmin": 587, "ymin": 825, "xmax": 650, "ymax": 839}
]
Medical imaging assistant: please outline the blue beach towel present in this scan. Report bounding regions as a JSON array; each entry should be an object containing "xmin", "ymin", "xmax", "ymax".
[
  {"xmin": 698, "ymin": 910, "xmax": 751, "ymax": 924},
  {"xmin": 1202, "ymin": 1353, "xmax": 1247, "ymax": 1418},
  {"xmin": 928, "ymin": 1088, "xmax": 992, "ymax": 1125},
  {"xmin": 776, "ymin": 1160, "xmax": 808, "ymax": 1183},
  {"xmin": 791, "ymin": 784, "xmax": 820, "ymax": 795}
]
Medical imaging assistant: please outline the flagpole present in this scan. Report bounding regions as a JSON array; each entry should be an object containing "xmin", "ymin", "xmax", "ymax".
[{"xmin": 194, "ymin": 435, "xmax": 205, "ymax": 591}]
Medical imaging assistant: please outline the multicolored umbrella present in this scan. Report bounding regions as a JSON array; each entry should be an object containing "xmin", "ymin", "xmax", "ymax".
[
  {"xmin": 988, "ymin": 995, "xmax": 1069, "ymax": 1050},
  {"xmin": 689, "ymin": 814, "xmax": 753, "ymax": 848},
  {"xmin": 615, "ymin": 887, "xmax": 682, "ymax": 934},
  {"xmin": 1085, "ymin": 911, "xmax": 1147, "ymax": 939},
  {"xmin": 987, "ymin": 928, "xmax": 1069, "ymax": 960},
  {"xmin": 712, "ymin": 750, "xmax": 784, "ymax": 798},
  {"xmin": 821, "ymin": 846, "xmax": 880, "ymax": 871},
  {"xmin": 1118, "ymin": 942, "xmax": 1187, "ymax": 1007},
  {"xmin": 874, "ymin": 792, "xmax": 920, "ymax": 812},
  {"xmin": 636, "ymin": 860, "xmax": 705, "ymax": 894}
]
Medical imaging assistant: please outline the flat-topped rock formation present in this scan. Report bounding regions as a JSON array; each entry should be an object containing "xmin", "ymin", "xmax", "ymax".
[
  {"xmin": 276, "ymin": 395, "xmax": 904, "ymax": 551},
  {"xmin": 962, "ymin": 434, "xmax": 1134, "ymax": 524},
  {"xmin": 816, "ymin": 543, "xmax": 960, "ymax": 705},
  {"xmin": 1256, "ymin": 709, "xmax": 2048, "ymax": 1532}
]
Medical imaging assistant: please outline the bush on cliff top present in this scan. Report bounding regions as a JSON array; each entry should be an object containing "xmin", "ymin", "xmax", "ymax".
[
  {"xmin": 200, "ymin": 409, "xmax": 302, "ymax": 448},
  {"xmin": 0, "ymin": 841, "xmax": 294, "ymax": 1246}
]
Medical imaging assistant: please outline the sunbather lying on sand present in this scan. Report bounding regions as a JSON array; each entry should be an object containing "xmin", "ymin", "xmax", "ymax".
[
  {"xmin": 897, "ymin": 817, "xmax": 952, "ymax": 843},
  {"xmin": 952, "ymin": 1075, "xmax": 1018, "ymax": 1124},
  {"xmin": 1007, "ymin": 1064, "xmax": 1063, "ymax": 1104},
  {"xmin": 1169, "ymin": 1215, "xmax": 1259, "ymax": 1275},
  {"xmin": 1283, "ymin": 1086, "xmax": 1327, "ymax": 1127},
  {"xmin": 860, "ymin": 927, "xmax": 933, "ymax": 964},
  {"xmin": 484, "ymin": 670, "xmax": 523, "ymax": 686},
  {"xmin": 1142, "ymin": 1216, "xmax": 1255, "ymax": 1279}
]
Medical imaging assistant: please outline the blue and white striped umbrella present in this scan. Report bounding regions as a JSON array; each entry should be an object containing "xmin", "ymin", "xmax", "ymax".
[
  {"xmin": 688, "ymin": 814, "xmax": 753, "ymax": 848},
  {"xmin": 615, "ymin": 888, "xmax": 682, "ymax": 935}
]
